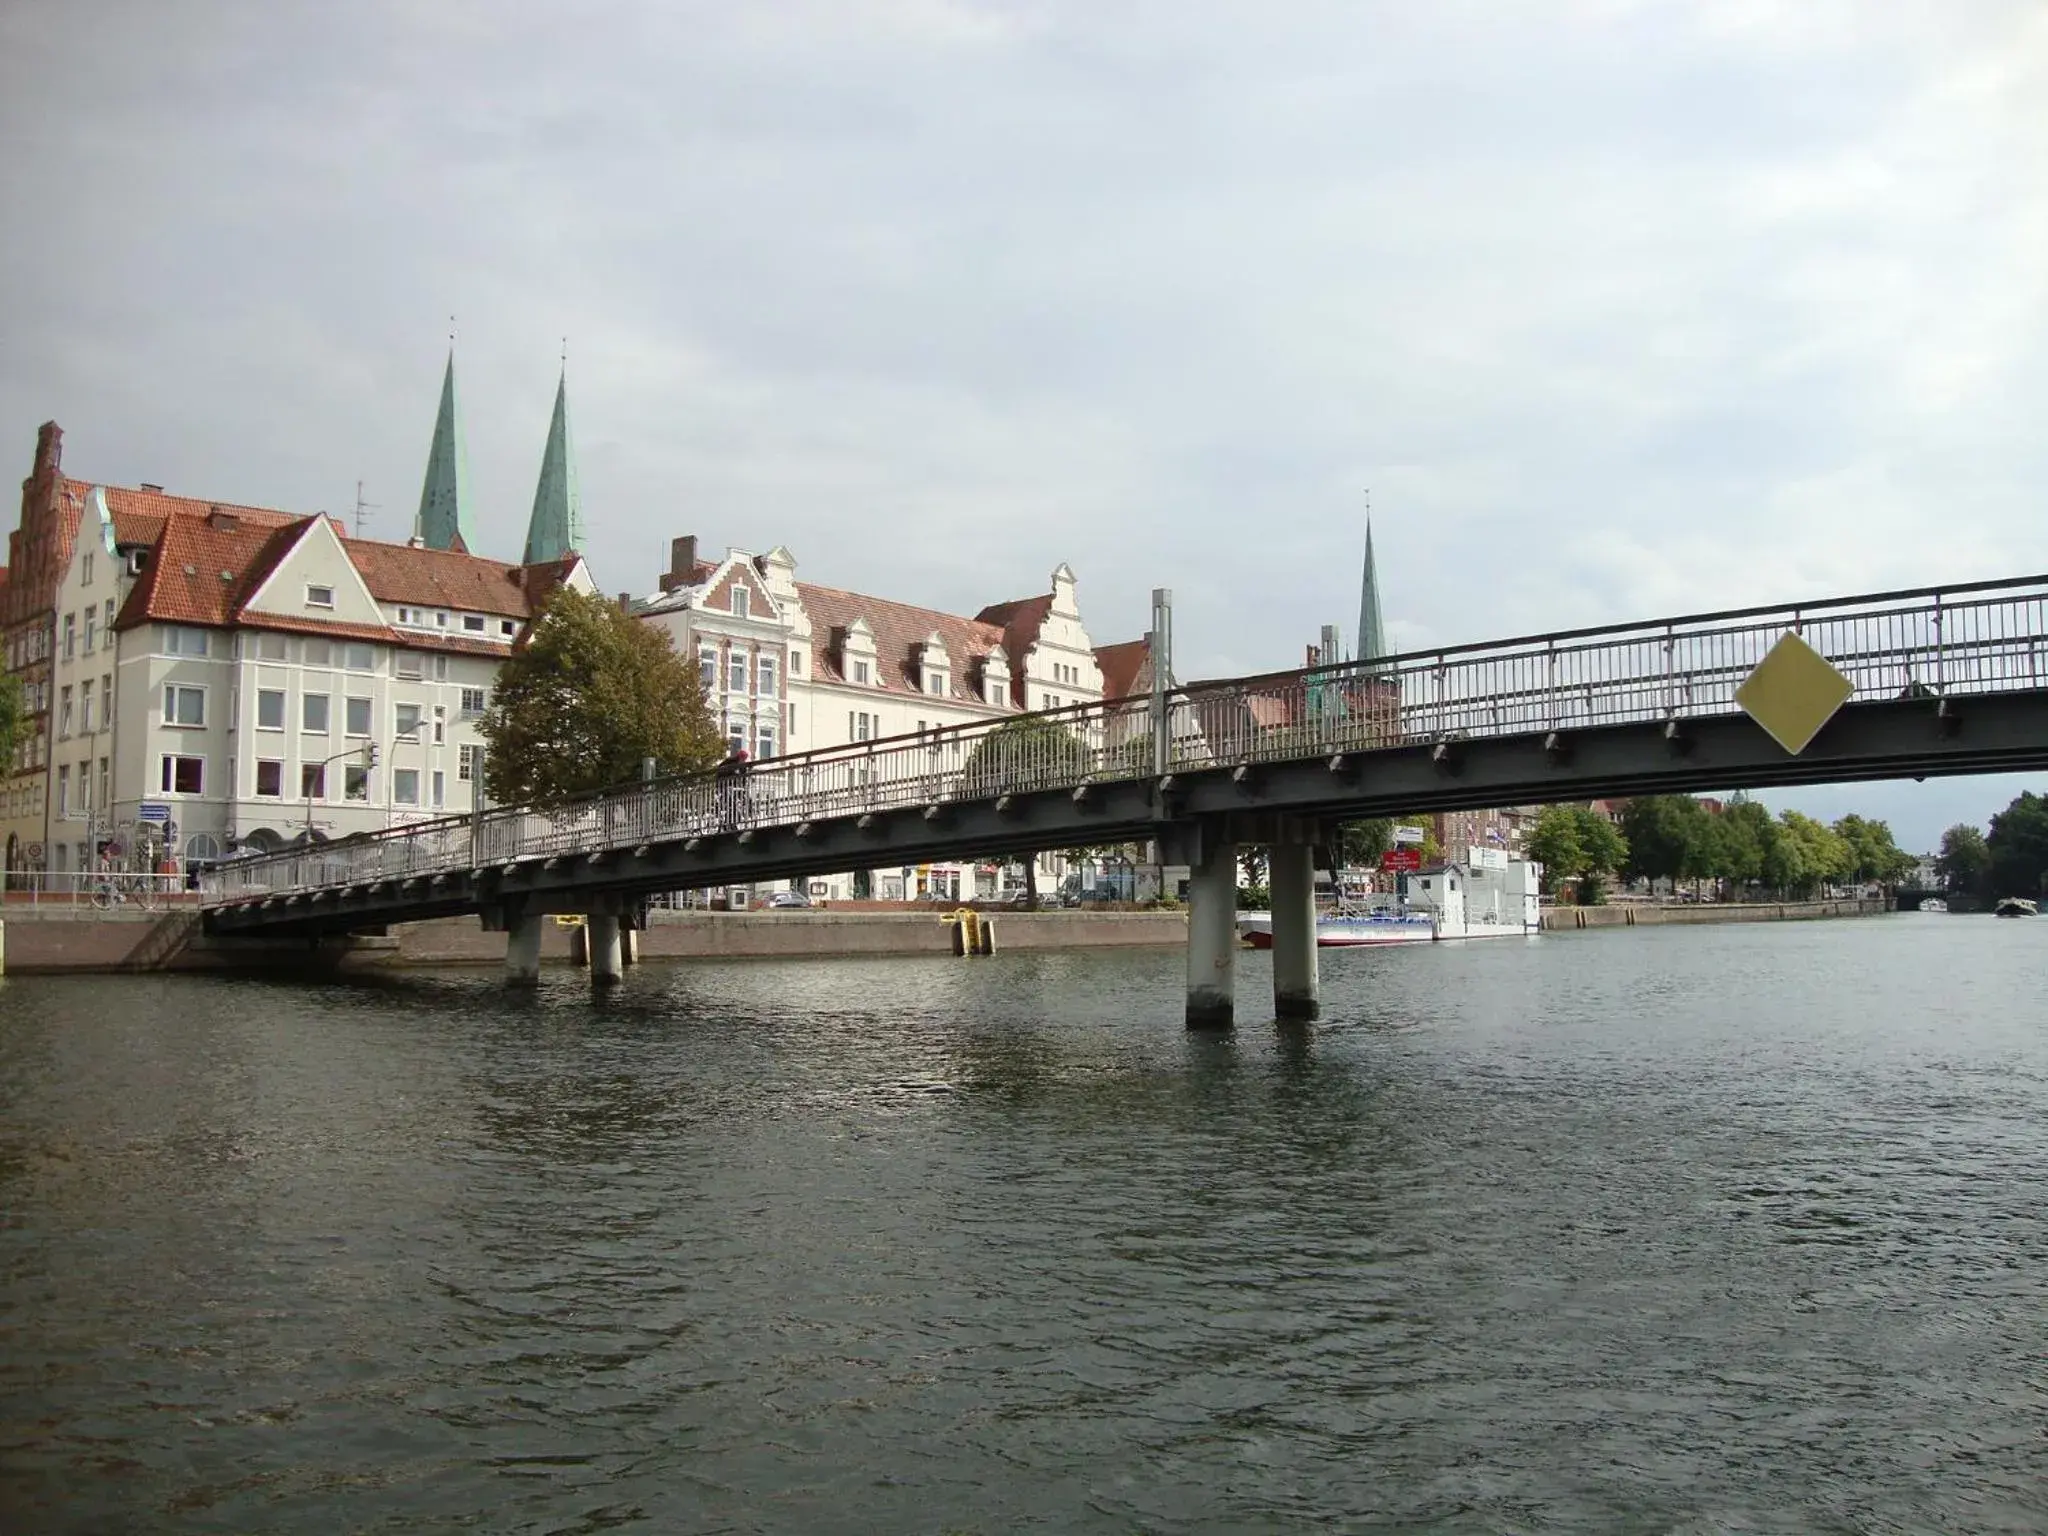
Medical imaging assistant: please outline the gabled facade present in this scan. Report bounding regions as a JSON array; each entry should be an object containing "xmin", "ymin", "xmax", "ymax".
[
  {"xmin": 636, "ymin": 535, "xmax": 1114, "ymax": 900},
  {"xmin": 38, "ymin": 487, "xmax": 593, "ymax": 874}
]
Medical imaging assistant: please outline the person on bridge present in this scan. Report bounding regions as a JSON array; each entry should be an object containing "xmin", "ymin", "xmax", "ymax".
[{"xmin": 715, "ymin": 748, "xmax": 752, "ymax": 831}]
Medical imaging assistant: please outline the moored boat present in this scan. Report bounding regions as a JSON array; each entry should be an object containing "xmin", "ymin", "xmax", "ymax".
[
  {"xmin": 1994, "ymin": 896, "xmax": 2038, "ymax": 918},
  {"xmin": 1236, "ymin": 909, "xmax": 1435, "ymax": 948},
  {"xmin": 1919, "ymin": 896, "xmax": 1948, "ymax": 913}
]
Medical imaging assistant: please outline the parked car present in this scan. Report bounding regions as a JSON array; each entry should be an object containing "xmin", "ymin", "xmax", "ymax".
[{"xmin": 759, "ymin": 890, "xmax": 812, "ymax": 910}]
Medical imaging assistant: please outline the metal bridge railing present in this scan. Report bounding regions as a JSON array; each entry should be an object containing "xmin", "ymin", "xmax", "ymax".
[{"xmin": 201, "ymin": 574, "xmax": 2048, "ymax": 907}]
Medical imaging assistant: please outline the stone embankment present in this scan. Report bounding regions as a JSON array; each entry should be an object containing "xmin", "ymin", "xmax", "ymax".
[
  {"xmin": 1539, "ymin": 897, "xmax": 1887, "ymax": 931},
  {"xmin": 0, "ymin": 906, "xmax": 1189, "ymax": 975}
]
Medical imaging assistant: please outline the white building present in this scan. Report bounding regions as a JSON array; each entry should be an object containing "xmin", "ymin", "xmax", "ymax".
[
  {"xmin": 636, "ymin": 535, "xmax": 1140, "ymax": 901},
  {"xmin": 44, "ymin": 498, "xmax": 591, "ymax": 874}
]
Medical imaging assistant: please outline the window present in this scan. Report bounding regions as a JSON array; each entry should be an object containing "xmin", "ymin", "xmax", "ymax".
[
  {"xmin": 59, "ymin": 686, "xmax": 72, "ymax": 737},
  {"xmin": 395, "ymin": 652, "xmax": 423, "ymax": 681},
  {"xmin": 728, "ymin": 651, "xmax": 747, "ymax": 693},
  {"xmin": 102, "ymin": 673, "xmax": 112, "ymax": 716},
  {"xmin": 726, "ymin": 722, "xmax": 746, "ymax": 755},
  {"xmin": 436, "ymin": 612, "xmax": 449, "ymax": 629},
  {"xmin": 301, "ymin": 763, "xmax": 326, "ymax": 799},
  {"xmin": 926, "ymin": 671, "xmax": 948, "ymax": 696},
  {"xmin": 256, "ymin": 632, "xmax": 288, "ymax": 661},
  {"xmin": 80, "ymin": 680, "xmax": 93, "ymax": 733},
  {"xmin": 757, "ymin": 724, "xmax": 776, "ymax": 759},
  {"xmin": 758, "ymin": 657, "xmax": 777, "ymax": 699},
  {"xmin": 431, "ymin": 771, "xmax": 445, "ymax": 809},
  {"xmin": 163, "ymin": 685, "xmax": 205, "ymax": 727},
  {"xmin": 83, "ymin": 608, "xmax": 96, "ymax": 653},
  {"xmin": 344, "ymin": 643, "xmax": 374, "ymax": 672},
  {"xmin": 851, "ymin": 711, "xmax": 875, "ymax": 742},
  {"xmin": 160, "ymin": 624, "xmax": 209, "ymax": 657},
  {"xmin": 306, "ymin": 584, "xmax": 335, "ymax": 608},
  {"xmin": 459, "ymin": 687, "xmax": 486, "ymax": 718},
  {"xmin": 432, "ymin": 705, "xmax": 445, "ymax": 745},
  {"xmin": 98, "ymin": 758, "xmax": 109, "ymax": 808},
  {"xmin": 159, "ymin": 754, "xmax": 204, "ymax": 795},
  {"xmin": 345, "ymin": 696, "xmax": 371, "ymax": 736},
  {"xmin": 462, "ymin": 614, "xmax": 485, "ymax": 633},
  {"xmin": 731, "ymin": 587, "xmax": 750, "ymax": 618},
  {"xmin": 82, "ymin": 549, "xmax": 94, "ymax": 586},
  {"xmin": 395, "ymin": 703, "xmax": 422, "ymax": 740},
  {"xmin": 62, "ymin": 613, "xmax": 75, "ymax": 659},
  {"xmin": 104, "ymin": 599, "xmax": 114, "ymax": 636},
  {"xmin": 431, "ymin": 655, "xmax": 449, "ymax": 681},
  {"xmin": 395, "ymin": 606, "xmax": 423, "ymax": 626},
  {"xmin": 393, "ymin": 768, "xmax": 419, "ymax": 805},
  {"xmin": 699, "ymin": 647, "xmax": 716, "ymax": 689},
  {"xmin": 343, "ymin": 763, "xmax": 369, "ymax": 801},
  {"xmin": 256, "ymin": 689, "xmax": 285, "ymax": 730},
  {"xmin": 852, "ymin": 659, "xmax": 870, "ymax": 684},
  {"xmin": 77, "ymin": 759, "xmax": 91, "ymax": 809},
  {"xmin": 56, "ymin": 765, "xmax": 68, "ymax": 817},
  {"xmin": 791, "ymin": 652, "xmax": 803, "ymax": 676},
  {"xmin": 255, "ymin": 760, "xmax": 283, "ymax": 797},
  {"xmin": 302, "ymin": 692, "xmax": 330, "ymax": 732},
  {"xmin": 458, "ymin": 744, "xmax": 481, "ymax": 782},
  {"xmin": 987, "ymin": 680, "xmax": 1004, "ymax": 705},
  {"xmin": 304, "ymin": 638, "xmax": 332, "ymax": 668},
  {"xmin": 500, "ymin": 619, "xmax": 517, "ymax": 637}
]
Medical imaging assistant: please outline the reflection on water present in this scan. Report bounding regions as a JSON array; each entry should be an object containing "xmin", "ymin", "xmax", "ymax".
[{"xmin": 2, "ymin": 915, "xmax": 2045, "ymax": 1532}]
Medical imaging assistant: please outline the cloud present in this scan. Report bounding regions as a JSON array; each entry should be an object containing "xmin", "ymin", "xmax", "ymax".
[{"xmin": 2, "ymin": 0, "xmax": 2042, "ymax": 843}]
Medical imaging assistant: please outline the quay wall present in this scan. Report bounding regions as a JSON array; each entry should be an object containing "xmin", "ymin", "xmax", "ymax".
[{"xmin": 1539, "ymin": 897, "xmax": 1888, "ymax": 931}]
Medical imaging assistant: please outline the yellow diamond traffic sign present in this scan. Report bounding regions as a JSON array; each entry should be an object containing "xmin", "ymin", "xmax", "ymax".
[{"xmin": 1735, "ymin": 630, "xmax": 1853, "ymax": 755}]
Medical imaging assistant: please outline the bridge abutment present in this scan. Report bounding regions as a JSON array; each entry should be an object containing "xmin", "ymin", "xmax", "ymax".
[
  {"xmin": 1184, "ymin": 838, "xmax": 1239, "ymax": 1030},
  {"xmin": 1268, "ymin": 842, "xmax": 1320, "ymax": 1021}
]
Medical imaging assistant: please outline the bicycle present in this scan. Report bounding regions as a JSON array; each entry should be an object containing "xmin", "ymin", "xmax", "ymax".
[{"xmin": 89, "ymin": 873, "xmax": 162, "ymax": 913}]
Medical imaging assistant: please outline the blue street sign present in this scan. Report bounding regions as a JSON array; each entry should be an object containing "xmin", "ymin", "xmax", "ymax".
[{"xmin": 137, "ymin": 803, "xmax": 171, "ymax": 824}]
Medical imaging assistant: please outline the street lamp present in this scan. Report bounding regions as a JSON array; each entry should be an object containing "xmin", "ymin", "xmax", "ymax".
[{"xmin": 305, "ymin": 740, "xmax": 377, "ymax": 836}]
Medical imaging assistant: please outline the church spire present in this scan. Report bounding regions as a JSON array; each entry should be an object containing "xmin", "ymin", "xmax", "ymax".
[
  {"xmin": 1356, "ymin": 516, "xmax": 1388, "ymax": 667},
  {"xmin": 414, "ymin": 349, "xmax": 477, "ymax": 552},
  {"xmin": 522, "ymin": 364, "xmax": 583, "ymax": 565}
]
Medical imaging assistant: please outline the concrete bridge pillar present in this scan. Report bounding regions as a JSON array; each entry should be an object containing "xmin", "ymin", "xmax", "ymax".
[
  {"xmin": 587, "ymin": 915, "xmax": 624, "ymax": 986},
  {"xmin": 1268, "ymin": 842, "xmax": 1320, "ymax": 1021},
  {"xmin": 504, "ymin": 915, "xmax": 545, "ymax": 987},
  {"xmin": 620, "ymin": 925, "xmax": 640, "ymax": 966},
  {"xmin": 1185, "ymin": 838, "xmax": 1239, "ymax": 1030}
]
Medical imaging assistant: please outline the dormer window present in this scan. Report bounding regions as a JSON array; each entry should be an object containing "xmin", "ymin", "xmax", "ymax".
[
  {"xmin": 306, "ymin": 584, "xmax": 335, "ymax": 608},
  {"xmin": 926, "ymin": 671, "xmax": 948, "ymax": 696},
  {"xmin": 852, "ymin": 660, "xmax": 870, "ymax": 685},
  {"xmin": 732, "ymin": 587, "xmax": 750, "ymax": 618},
  {"xmin": 463, "ymin": 615, "xmax": 485, "ymax": 633}
]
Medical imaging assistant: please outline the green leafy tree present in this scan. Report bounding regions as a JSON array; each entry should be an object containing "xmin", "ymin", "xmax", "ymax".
[
  {"xmin": 0, "ymin": 673, "xmax": 21, "ymax": 774},
  {"xmin": 479, "ymin": 587, "xmax": 723, "ymax": 808},
  {"xmin": 1621, "ymin": 795, "xmax": 1712, "ymax": 886},
  {"xmin": 1526, "ymin": 804, "xmax": 1626, "ymax": 900},
  {"xmin": 1757, "ymin": 815, "xmax": 1807, "ymax": 894},
  {"xmin": 1337, "ymin": 819, "xmax": 1393, "ymax": 869},
  {"xmin": 1831, "ymin": 814, "xmax": 1915, "ymax": 886},
  {"xmin": 1774, "ymin": 811, "xmax": 1852, "ymax": 896},
  {"xmin": 1714, "ymin": 798, "xmax": 1771, "ymax": 889},
  {"xmin": 1987, "ymin": 791, "xmax": 2048, "ymax": 897},
  {"xmin": 960, "ymin": 716, "xmax": 1089, "ymax": 907},
  {"xmin": 1935, "ymin": 823, "xmax": 1990, "ymax": 897}
]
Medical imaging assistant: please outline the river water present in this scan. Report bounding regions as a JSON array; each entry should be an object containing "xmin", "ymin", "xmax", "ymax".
[{"xmin": 2, "ymin": 915, "xmax": 2045, "ymax": 1533}]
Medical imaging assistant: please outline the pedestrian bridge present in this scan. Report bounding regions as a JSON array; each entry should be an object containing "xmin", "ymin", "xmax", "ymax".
[{"xmin": 201, "ymin": 573, "xmax": 2048, "ymax": 1024}]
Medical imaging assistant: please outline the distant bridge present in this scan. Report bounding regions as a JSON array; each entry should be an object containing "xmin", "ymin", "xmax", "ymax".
[{"xmin": 202, "ymin": 573, "xmax": 2048, "ymax": 1024}]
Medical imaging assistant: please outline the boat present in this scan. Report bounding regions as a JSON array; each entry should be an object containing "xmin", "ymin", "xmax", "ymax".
[
  {"xmin": 1920, "ymin": 897, "xmax": 1948, "ymax": 913},
  {"xmin": 1236, "ymin": 907, "xmax": 1435, "ymax": 948},
  {"xmin": 1235, "ymin": 850, "xmax": 1545, "ymax": 946},
  {"xmin": 1994, "ymin": 897, "xmax": 2038, "ymax": 918}
]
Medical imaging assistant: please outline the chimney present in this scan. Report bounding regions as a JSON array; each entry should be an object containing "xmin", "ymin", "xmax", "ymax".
[
  {"xmin": 140, "ymin": 482, "xmax": 163, "ymax": 493},
  {"xmin": 660, "ymin": 534, "xmax": 698, "ymax": 594},
  {"xmin": 617, "ymin": 591, "xmax": 635, "ymax": 613},
  {"xmin": 32, "ymin": 421, "xmax": 62, "ymax": 479}
]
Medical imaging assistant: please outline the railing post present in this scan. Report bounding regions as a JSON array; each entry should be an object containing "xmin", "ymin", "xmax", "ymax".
[{"xmin": 1150, "ymin": 587, "xmax": 1172, "ymax": 778}]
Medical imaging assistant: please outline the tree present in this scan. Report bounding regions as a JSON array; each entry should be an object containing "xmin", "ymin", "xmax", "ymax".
[
  {"xmin": 1987, "ymin": 791, "xmax": 2048, "ymax": 898},
  {"xmin": 1526, "ymin": 804, "xmax": 1627, "ymax": 901},
  {"xmin": 1714, "ymin": 798, "xmax": 1771, "ymax": 889},
  {"xmin": 479, "ymin": 587, "xmax": 724, "ymax": 808},
  {"xmin": 1831, "ymin": 814, "xmax": 1915, "ymax": 886},
  {"xmin": 1337, "ymin": 819, "xmax": 1393, "ymax": 869},
  {"xmin": 0, "ymin": 673, "xmax": 20, "ymax": 775},
  {"xmin": 960, "ymin": 716, "xmax": 1089, "ymax": 907},
  {"xmin": 1620, "ymin": 795, "xmax": 1712, "ymax": 886},
  {"xmin": 1935, "ymin": 823, "xmax": 1990, "ymax": 897},
  {"xmin": 1776, "ymin": 811, "xmax": 1852, "ymax": 896}
]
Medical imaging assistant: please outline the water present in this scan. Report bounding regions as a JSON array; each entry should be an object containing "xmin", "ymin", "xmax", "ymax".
[{"xmin": 3, "ymin": 915, "xmax": 2045, "ymax": 1533}]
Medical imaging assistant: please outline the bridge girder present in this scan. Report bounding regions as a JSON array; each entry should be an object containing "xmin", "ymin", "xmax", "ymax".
[{"xmin": 203, "ymin": 690, "xmax": 2048, "ymax": 939}]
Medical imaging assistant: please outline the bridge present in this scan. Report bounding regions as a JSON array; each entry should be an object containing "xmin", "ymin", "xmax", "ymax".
[{"xmin": 201, "ymin": 573, "xmax": 2048, "ymax": 1026}]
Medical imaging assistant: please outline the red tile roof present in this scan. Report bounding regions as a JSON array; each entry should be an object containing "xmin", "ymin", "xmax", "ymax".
[
  {"xmin": 1092, "ymin": 638, "xmax": 1151, "ymax": 701},
  {"xmin": 60, "ymin": 478, "xmax": 325, "ymax": 547},
  {"xmin": 796, "ymin": 581, "xmax": 1010, "ymax": 701},
  {"xmin": 347, "ymin": 539, "xmax": 546, "ymax": 617}
]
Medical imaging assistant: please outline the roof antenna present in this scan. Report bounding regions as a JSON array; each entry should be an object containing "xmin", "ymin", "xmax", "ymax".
[{"xmin": 352, "ymin": 479, "xmax": 379, "ymax": 539}]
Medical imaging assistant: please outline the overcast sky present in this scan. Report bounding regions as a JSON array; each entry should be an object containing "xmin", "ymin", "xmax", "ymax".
[{"xmin": 3, "ymin": 1, "xmax": 2043, "ymax": 850}]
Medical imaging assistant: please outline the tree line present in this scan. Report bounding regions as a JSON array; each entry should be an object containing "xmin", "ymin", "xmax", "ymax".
[{"xmin": 1934, "ymin": 792, "xmax": 2048, "ymax": 899}]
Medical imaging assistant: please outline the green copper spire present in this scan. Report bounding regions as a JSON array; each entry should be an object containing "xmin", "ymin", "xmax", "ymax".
[
  {"xmin": 1357, "ymin": 519, "xmax": 1388, "ymax": 668},
  {"xmin": 415, "ymin": 351, "xmax": 477, "ymax": 552},
  {"xmin": 522, "ymin": 367, "xmax": 584, "ymax": 565}
]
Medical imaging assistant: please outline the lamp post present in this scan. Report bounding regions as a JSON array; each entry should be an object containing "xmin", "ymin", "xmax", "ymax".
[{"xmin": 304, "ymin": 741, "xmax": 377, "ymax": 837}]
